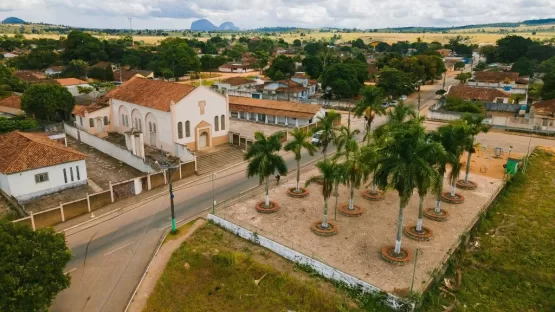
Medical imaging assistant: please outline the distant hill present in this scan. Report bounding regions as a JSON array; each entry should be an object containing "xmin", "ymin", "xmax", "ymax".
[
  {"xmin": 2, "ymin": 17, "xmax": 25, "ymax": 24},
  {"xmin": 190, "ymin": 19, "xmax": 239, "ymax": 31}
]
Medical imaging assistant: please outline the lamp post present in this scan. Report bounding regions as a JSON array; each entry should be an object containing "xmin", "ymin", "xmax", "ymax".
[{"xmin": 159, "ymin": 163, "xmax": 180, "ymax": 233}]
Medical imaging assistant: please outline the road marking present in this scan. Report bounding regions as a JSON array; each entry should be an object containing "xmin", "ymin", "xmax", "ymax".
[
  {"xmin": 64, "ymin": 268, "xmax": 77, "ymax": 274},
  {"xmin": 239, "ymin": 185, "xmax": 260, "ymax": 194},
  {"xmin": 104, "ymin": 241, "xmax": 134, "ymax": 256}
]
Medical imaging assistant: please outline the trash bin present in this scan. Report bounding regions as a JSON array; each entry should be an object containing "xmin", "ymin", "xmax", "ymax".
[{"xmin": 505, "ymin": 158, "xmax": 520, "ymax": 175}]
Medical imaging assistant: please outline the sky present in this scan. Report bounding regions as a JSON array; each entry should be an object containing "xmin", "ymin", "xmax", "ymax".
[{"xmin": 1, "ymin": 0, "xmax": 555, "ymax": 30}]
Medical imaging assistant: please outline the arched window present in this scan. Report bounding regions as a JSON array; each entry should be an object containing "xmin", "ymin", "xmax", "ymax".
[
  {"xmin": 121, "ymin": 114, "xmax": 125, "ymax": 126},
  {"xmin": 89, "ymin": 118, "xmax": 94, "ymax": 128},
  {"xmin": 177, "ymin": 122, "xmax": 183, "ymax": 139},
  {"xmin": 185, "ymin": 121, "xmax": 191, "ymax": 137},
  {"xmin": 149, "ymin": 122, "xmax": 152, "ymax": 132},
  {"xmin": 153, "ymin": 123, "xmax": 156, "ymax": 133},
  {"xmin": 125, "ymin": 115, "xmax": 129, "ymax": 127},
  {"xmin": 214, "ymin": 116, "xmax": 219, "ymax": 131},
  {"xmin": 221, "ymin": 115, "xmax": 225, "ymax": 130},
  {"xmin": 138, "ymin": 120, "xmax": 142, "ymax": 131},
  {"xmin": 103, "ymin": 116, "xmax": 108, "ymax": 125}
]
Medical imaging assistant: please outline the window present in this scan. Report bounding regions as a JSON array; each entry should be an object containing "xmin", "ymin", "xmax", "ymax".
[
  {"xmin": 230, "ymin": 111, "xmax": 238, "ymax": 119},
  {"xmin": 103, "ymin": 116, "xmax": 109, "ymax": 125},
  {"xmin": 139, "ymin": 120, "xmax": 142, "ymax": 131},
  {"xmin": 177, "ymin": 122, "xmax": 183, "ymax": 139},
  {"xmin": 79, "ymin": 117, "xmax": 83, "ymax": 127},
  {"xmin": 121, "ymin": 114, "xmax": 125, "ymax": 126},
  {"xmin": 239, "ymin": 111, "xmax": 247, "ymax": 119},
  {"xmin": 153, "ymin": 123, "xmax": 156, "ymax": 133},
  {"xmin": 125, "ymin": 115, "xmax": 129, "ymax": 127},
  {"xmin": 221, "ymin": 115, "xmax": 225, "ymax": 130},
  {"xmin": 63, "ymin": 169, "xmax": 67, "ymax": 183},
  {"xmin": 149, "ymin": 122, "xmax": 152, "ymax": 132},
  {"xmin": 70, "ymin": 167, "xmax": 74, "ymax": 182},
  {"xmin": 185, "ymin": 121, "xmax": 191, "ymax": 137},
  {"xmin": 35, "ymin": 173, "xmax": 49, "ymax": 183},
  {"xmin": 496, "ymin": 98, "xmax": 504, "ymax": 103},
  {"xmin": 76, "ymin": 166, "xmax": 80, "ymax": 180},
  {"xmin": 89, "ymin": 118, "xmax": 94, "ymax": 128},
  {"xmin": 214, "ymin": 116, "xmax": 219, "ymax": 131}
]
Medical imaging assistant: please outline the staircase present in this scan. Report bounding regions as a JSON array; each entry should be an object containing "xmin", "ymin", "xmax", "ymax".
[{"xmin": 196, "ymin": 145, "xmax": 245, "ymax": 175}]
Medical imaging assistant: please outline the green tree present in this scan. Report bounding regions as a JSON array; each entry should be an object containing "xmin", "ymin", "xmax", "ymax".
[
  {"xmin": 62, "ymin": 30, "xmax": 107, "ymax": 64},
  {"xmin": 321, "ymin": 63, "xmax": 362, "ymax": 99},
  {"xmin": 301, "ymin": 55, "xmax": 323, "ymax": 79},
  {"xmin": 253, "ymin": 51, "xmax": 270, "ymax": 74},
  {"xmin": 149, "ymin": 38, "xmax": 200, "ymax": 78},
  {"xmin": 377, "ymin": 67, "xmax": 412, "ymax": 99},
  {"xmin": 284, "ymin": 128, "xmax": 317, "ymax": 193},
  {"xmin": 353, "ymin": 86, "xmax": 386, "ymax": 144},
  {"xmin": 312, "ymin": 110, "xmax": 340, "ymax": 158},
  {"xmin": 245, "ymin": 131, "xmax": 288, "ymax": 207},
  {"xmin": 459, "ymin": 113, "xmax": 489, "ymax": 185},
  {"xmin": 496, "ymin": 35, "xmax": 534, "ymax": 63},
  {"xmin": 0, "ymin": 221, "xmax": 72, "ymax": 311},
  {"xmin": 334, "ymin": 126, "xmax": 363, "ymax": 211},
  {"xmin": 266, "ymin": 55, "xmax": 295, "ymax": 81},
  {"xmin": 21, "ymin": 84, "xmax": 75, "ymax": 121},
  {"xmin": 511, "ymin": 57, "xmax": 534, "ymax": 76},
  {"xmin": 455, "ymin": 72, "xmax": 472, "ymax": 84},
  {"xmin": 293, "ymin": 39, "xmax": 302, "ymax": 47},
  {"xmin": 0, "ymin": 65, "xmax": 27, "ymax": 93},
  {"xmin": 454, "ymin": 61, "xmax": 466, "ymax": 72},
  {"xmin": 305, "ymin": 159, "xmax": 340, "ymax": 229},
  {"xmin": 479, "ymin": 45, "xmax": 498, "ymax": 63},
  {"xmin": 62, "ymin": 59, "xmax": 88, "ymax": 78}
]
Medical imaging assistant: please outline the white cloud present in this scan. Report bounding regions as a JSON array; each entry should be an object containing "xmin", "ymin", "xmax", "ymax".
[{"xmin": 1, "ymin": 0, "xmax": 555, "ymax": 29}]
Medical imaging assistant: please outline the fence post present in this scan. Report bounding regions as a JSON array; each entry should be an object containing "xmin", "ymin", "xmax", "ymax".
[
  {"xmin": 163, "ymin": 170, "xmax": 167, "ymax": 185},
  {"xmin": 147, "ymin": 174, "xmax": 152, "ymax": 190},
  {"xmin": 30, "ymin": 212, "xmax": 36, "ymax": 231},
  {"xmin": 60, "ymin": 202, "xmax": 65, "ymax": 222},
  {"xmin": 109, "ymin": 181, "xmax": 115, "ymax": 203},
  {"xmin": 86, "ymin": 193, "xmax": 91, "ymax": 212}
]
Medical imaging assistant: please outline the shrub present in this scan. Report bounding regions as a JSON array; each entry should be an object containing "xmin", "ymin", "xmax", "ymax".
[{"xmin": 443, "ymin": 97, "xmax": 484, "ymax": 113}]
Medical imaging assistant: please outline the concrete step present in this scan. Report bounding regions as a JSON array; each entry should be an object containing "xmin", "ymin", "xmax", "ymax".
[{"xmin": 196, "ymin": 146, "xmax": 245, "ymax": 175}]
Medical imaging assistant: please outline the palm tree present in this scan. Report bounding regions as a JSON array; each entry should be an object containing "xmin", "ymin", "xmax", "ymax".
[
  {"xmin": 333, "ymin": 125, "xmax": 359, "ymax": 211},
  {"xmin": 353, "ymin": 86, "xmax": 385, "ymax": 145},
  {"xmin": 374, "ymin": 119, "xmax": 443, "ymax": 257},
  {"xmin": 245, "ymin": 131, "xmax": 288, "ymax": 207},
  {"xmin": 284, "ymin": 128, "xmax": 317, "ymax": 193},
  {"xmin": 306, "ymin": 159, "xmax": 338, "ymax": 229},
  {"xmin": 460, "ymin": 113, "xmax": 489, "ymax": 185},
  {"xmin": 312, "ymin": 110, "xmax": 340, "ymax": 159}
]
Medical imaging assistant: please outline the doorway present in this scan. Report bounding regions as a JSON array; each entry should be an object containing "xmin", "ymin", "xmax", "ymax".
[{"xmin": 199, "ymin": 132, "xmax": 208, "ymax": 148}]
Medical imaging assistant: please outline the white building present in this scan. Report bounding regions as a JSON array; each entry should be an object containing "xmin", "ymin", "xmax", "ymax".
[
  {"xmin": 0, "ymin": 131, "xmax": 87, "ymax": 202},
  {"xmin": 45, "ymin": 66, "xmax": 64, "ymax": 76},
  {"xmin": 55, "ymin": 78, "xmax": 90, "ymax": 96},
  {"xmin": 214, "ymin": 77, "xmax": 261, "ymax": 92},
  {"xmin": 108, "ymin": 77, "xmax": 229, "ymax": 161},
  {"xmin": 72, "ymin": 101, "xmax": 111, "ymax": 137}
]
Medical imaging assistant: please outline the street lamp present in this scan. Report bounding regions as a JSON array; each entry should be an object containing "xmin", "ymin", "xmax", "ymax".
[
  {"xmin": 405, "ymin": 80, "xmax": 422, "ymax": 117},
  {"xmin": 158, "ymin": 162, "xmax": 180, "ymax": 233}
]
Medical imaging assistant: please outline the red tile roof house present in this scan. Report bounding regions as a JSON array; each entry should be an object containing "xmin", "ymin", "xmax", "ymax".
[
  {"xmin": 0, "ymin": 131, "xmax": 87, "ymax": 203},
  {"xmin": 0, "ymin": 94, "xmax": 23, "ymax": 116},
  {"xmin": 214, "ymin": 77, "xmax": 261, "ymax": 93},
  {"xmin": 55, "ymin": 78, "xmax": 90, "ymax": 96}
]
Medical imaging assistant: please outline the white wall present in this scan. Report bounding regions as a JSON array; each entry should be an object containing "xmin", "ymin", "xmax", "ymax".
[
  {"xmin": 3, "ymin": 160, "xmax": 87, "ymax": 202},
  {"xmin": 66, "ymin": 84, "xmax": 90, "ymax": 96},
  {"xmin": 65, "ymin": 123, "xmax": 155, "ymax": 173},
  {"xmin": 75, "ymin": 106, "xmax": 111, "ymax": 135},
  {"xmin": 207, "ymin": 214, "xmax": 413, "ymax": 311}
]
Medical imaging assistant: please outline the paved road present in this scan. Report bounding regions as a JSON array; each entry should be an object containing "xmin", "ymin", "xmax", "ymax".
[{"xmin": 50, "ymin": 78, "xmax": 450, "ymax": 312}]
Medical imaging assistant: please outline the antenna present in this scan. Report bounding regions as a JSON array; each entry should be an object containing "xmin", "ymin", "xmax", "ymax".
[{"xmin": 128, "ymin": 17, "xmax": 133, "ymax": 32}]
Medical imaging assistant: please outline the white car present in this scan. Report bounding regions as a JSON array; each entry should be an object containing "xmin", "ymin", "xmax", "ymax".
[
  {"xmin": 311, "ymin": 131, "xmax": 323, "ymax": 146},
  {"xmin": 399, "ymin": 95, "xmax": 408, "ymax": 101},
  {"xmin": 388, "ymin": 100, "xmax": 399, "ymax": 107}
]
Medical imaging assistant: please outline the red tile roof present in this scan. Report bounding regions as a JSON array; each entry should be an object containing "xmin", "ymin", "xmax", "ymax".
[
  {"xmin": 72, "ymin": 103, "xmax": 109, "ymax": 117},
  {"xmin": 14, "ymin": 71, "xmax": 44, "ymax": 82},
  {"xmin": 55, "ymin": 78, "xmax": 88, "ymax": 86},
  {"xmin": 448, "ymin": 85, "xmax": 510, "ymax": 102},
  {"xmin": 229, "ymin": 96, "xmax": 321, "ymax": 119},
  {"xmin": 107, "ymin": 77, "xmax": 196, "ymax": 112},
  {"xmin": 0, "ymin": 131, "xmax": 86, "ymax": 174},
  {"xmin": 0, "ymin": 95, "xmax": 21, "ymax": 109},
  {"xmin": 532, "ymin": 99, "xmax": 555, "ymax": 116},
  {"xmin": 221, "ymin": 77, "xmax": 256, "ymax": 86},
  {"xmin": 474, "ymin": 71, "xmax": 519, "ymax": 83}
]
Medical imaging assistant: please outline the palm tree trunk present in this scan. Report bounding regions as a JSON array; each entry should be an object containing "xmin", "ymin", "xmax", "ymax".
[
  {"xmin": 333, "ymin": 180, "xmax": 339, "ymax": 217},
  {"xmin": 367, "ymin": 119, "xmax": 373, "ymax": 145},
  {"xmin": 349, "ymin": 183, "xmax": 355, "ymax": 210},
  {"xmin": 450, "ymin": 176, "xmax": 458, "ymax": 197},
  {"xmin": 322, "ymin": 198, "xmax": 329, "ymax": 229},
  {"xmin": 417, "ymin": 195, "xmax": 425, "ymax": 232},
  {"xmin": 372, "ymin": 183, "xmax": 378, "ymax": 194},
  {"xmin": 464, "ymin": 150, "xmax": 473, "ymax": 183},
  {"xmin": 394, "ymin": 203, "xmax": 407, "ymax": 255},
  {"xmin": 296, "ymin": 159, "xmax": 300, "ymax": 192},
  {"xmin": 265, "ymin": 176, "xmax": 270, "ymax": 207},
  {"xmin": 435, "ymin": 187, "xmax": 442, "ymax": 214}
]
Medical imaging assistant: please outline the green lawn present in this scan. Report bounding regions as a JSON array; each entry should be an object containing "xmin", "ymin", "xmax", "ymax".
[
  {"xmin": 144, "ymin": 222, "xmax": 395, "ymax": 312},
  {"xmin": 422, "ymin": 148, "xmax": 555, "ymax": 311}
]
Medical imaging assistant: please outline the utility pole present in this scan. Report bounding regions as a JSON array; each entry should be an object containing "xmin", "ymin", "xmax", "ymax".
[
  {"xmin": 168, "ymin": 167, "xmax": 176, "ymax": 233},
  {"xmin": 212, "ymin": 173, "xmax": 216, "ymax": 214},
  {"xmin": 417, "ymin": 85, "xmax": 421, "ymax": 118},
  {"xmin": 410, "ymin": 248, "xmax": 420, "ymax": 294}
]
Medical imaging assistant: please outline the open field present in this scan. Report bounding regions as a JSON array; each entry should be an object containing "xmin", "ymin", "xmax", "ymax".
[
  {"xmin": 422, "ymin": 148, "xmax": 555, "ymax": 311},
  {"xmin": 143, "ymin": 222, "xmax": 392, "ymax": 312}
]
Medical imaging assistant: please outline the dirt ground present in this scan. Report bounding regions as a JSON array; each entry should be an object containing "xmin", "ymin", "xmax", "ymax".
[
  {"xmin": 218, "ymin": 166, "xmax": 504, "ymax": 296},
  {"xmin": 229, "ymin": 119, "xmax": 288, "ymax": 140}
]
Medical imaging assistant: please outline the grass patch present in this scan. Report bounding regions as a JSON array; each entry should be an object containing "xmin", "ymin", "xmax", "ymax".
[
  {"xmin": 144, "ymin": 222, "xmax": 396, "ymax": 312},
  {"xmin": 421, "ymin": 148, "xmax": 555, "ymax": 312},
  {"xmin": 162, "ymin": 219, "xmax": 197, "ymax": 245}
]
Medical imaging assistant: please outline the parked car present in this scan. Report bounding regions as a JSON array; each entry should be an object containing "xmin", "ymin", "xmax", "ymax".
[
  {"xmin": 388, "ymin": 100, "xmax": 399, "ymax": 107},
  {"xmin": 399, "ymin": 95, "xmax": 408, "ymax": 101},
  {"xmin": 382, "ymin": 101, "xmax": 389, "ymax": 108},
  {"xmin": 311, "ymin": 131, "xmax": 323, "ymax": 146}
]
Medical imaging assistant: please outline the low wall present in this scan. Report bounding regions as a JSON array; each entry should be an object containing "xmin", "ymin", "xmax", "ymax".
[
  {"xmin": 181, "ymin": 161, "xmax": 195, "ymax": 178},
  {"xmin": 483, "ymin": 102, "xmax": 520, "ymax": 112},
  {"xmin": 33, "ymin": 207, "xmax": 62, "ymax": 229},
  {"xmin": 62, "ymin": 198, "xmax": 89, "ymax": 220},
  {"xmin": 150, "ymin": 172, "xmax": 165, "ymax": 189},
  {"xmin": 426, "ymin": 109, "xmax": 463, "ymax": 121},
  {"xmin": 207, "ymin": 214, "xmax": 414, "ymax": 311},
  {"xmin": 64, "ymin": 123, "xmax": 155, "ymax": 173},
  {"xmin": 89, "ymin": 191, "xmax": 112, "ymax": 211}
]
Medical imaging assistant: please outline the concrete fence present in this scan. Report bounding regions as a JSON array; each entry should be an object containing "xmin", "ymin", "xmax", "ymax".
[
  {"xmin": 64, "ymin": 123, "xmax": 155, "ymax": 173},
  {"xmin": 11, "ymin": 159, "xmax": 197, "ymax": 230},
  {"xmin": 208, "ymin": 214, "xmax": 414, "ymax": 311}
]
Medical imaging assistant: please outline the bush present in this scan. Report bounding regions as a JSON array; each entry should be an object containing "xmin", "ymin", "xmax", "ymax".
[
  {"xmin": 0, "ymin": 117, "xmax": 40, "ymax": 133},
  {"xmin": 443, "ymin": 97, "xmax": 484, "ymax": 113}
]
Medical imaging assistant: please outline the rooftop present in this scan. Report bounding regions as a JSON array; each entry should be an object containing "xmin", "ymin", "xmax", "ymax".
[
  {"xmin": 532, "ymin": 99, "xmax": 555, "ymax": 116},
  {"xmin": 0, "ymin": 94, "xmax": 21, "ymax": 109},
  {"xmin": 220, "ymin": 77, "xmax": 257, "ymax": 86},
  {"xmin": 448, "ymin": 84, "xmax": 510, "ymax": 102},
  {"xmin": 55, "ymin": 78, "xmax": 88, "ymax": 86},
  {"xmin": 113, "ymin": 69, "xmax": 154, "ymax": 82},
  {"xmin": 14, "ymin": 71, "xmax": 44, "ymax": 82},
  {"xmin": 229, "ymin": 96, "xmax": 321, "ymax": 119},
  {"xmin": 474, "ymin": 71, "xmax": 519, "ymax": 83},
  {"xmin": 0, "ymin": 131, "xmax": 86, "ymax": 174},
  {"xmin": 71, "ymin": 102, "xmax": 110, "ymax": 117},
  {"xmin": 107, "ymin": 77, "xmax": 196, "ymax": 112}
]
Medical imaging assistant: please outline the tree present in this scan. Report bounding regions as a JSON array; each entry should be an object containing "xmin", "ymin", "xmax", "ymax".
[
  {"xmin": 0, "ymin": 221, "xmax": 71, "ymax": 311},
  {"xmin": 62, "ymin": 30, "xmax": 107, "ymax": 64},
  {"xmin": 377, "ymin": 67, "xmax": 412, "ymax": 99},
  {"xmin": 21, "ymin": 84, "xmax": 75, "ymax": 121},
  {"xmin": 375, "ymin": 42, "xmax": 391, "ymax": 52},
  {"xmin": 496, "ymin": 35, "xmax": 534, "ymax": 63},
  {"xmin": 293, "ymin": 39, "xmax": 302, "ymax": 47},
  {"xmin": 265, "ymin": 55, "xmax": 295, "ymax": 81},
  {"xmin": 454, "ymin": 61, "xmax": 466, "ymax": 72},
  {"xmin": 253, "ymin": 51, "xmax": 270, "ymax": 74},
  {"xmin": 353, "ymin": 86, "xmax": 386, "ymax": 145},
  {"xmin": 334, "ymin": 126, "xmax": 363, "ymax": 211},
  {"xmin": 0, "ymin": 65, "xmax": 27, "ymax": 93},
  {"xmin": 480, "ymin": 45, "xmax": 498, "ymax": 63},
  {"xmin": 149, "ymin": 38, "xmax": 200, "ymax": 78},
  {"xmin": 459, "ymin": 113, "xmax": 489, "ymax": 185},
  {"xmin": 62, "ymin": 59, "xmax": 88, "ymax": 78},
  {"xmin": 312, "ymin": 110, "xmax": 340, "ymax": 158},
  {"xmin": 511, "ymin": 57, "xmax": 534, "ymax": 76},
  {"xmin": 245, "ymin": 132, "xmax": 288, "ymax": 207},
  {"xmin": 373, "ymin": 117, "xmax": 442, "ymax": 257},
  {"xmin": 284, "ymin": 128, "xmax": 317, "ymax": 193},
  {"xmin": 321, "ymin": 63, "xmax": 362, "ymax": 99},
  {"xmin": 305, "ymin": 159, "xmax": 339, "ymax": 229},
  {"xmin": 301, "ymin": 55, "xmax": 323, "ymax": 79},
  {"xmin": 455, "ymin": 72, "xmax": 472, "ymax": 84}
]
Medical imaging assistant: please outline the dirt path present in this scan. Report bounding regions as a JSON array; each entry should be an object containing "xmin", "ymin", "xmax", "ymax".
[{"xmin": 126, "ymin": 218, "xmax": 206, "ymax": 312}]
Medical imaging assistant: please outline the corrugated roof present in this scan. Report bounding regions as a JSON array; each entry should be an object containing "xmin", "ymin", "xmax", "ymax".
[
  {"xmin": 448, "ymin": 85, "xmax": 510, "ymax": 102},
  {"xmin": 229, "ymin": 96, "xmax": 321, "ymax": 119},
  {"xmin": 107, "ymin": 77, "xmax": 195, "ymax": 112},
  {"xmin": 0, "ymin": 94, "xmax": 21, "ymax": 109},
  {"xmin": 0, "ymin": 131, "xmax": 86, "ymax": 174}
]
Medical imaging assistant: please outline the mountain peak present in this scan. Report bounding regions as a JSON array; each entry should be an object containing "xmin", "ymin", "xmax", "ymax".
[
  {"xmin": 191, "ymin": 19, "xmax": 239, "ymax": 31},
  {"xmin": 2, "ymin": 17, "xmax": 25, "ymax": 24}
]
